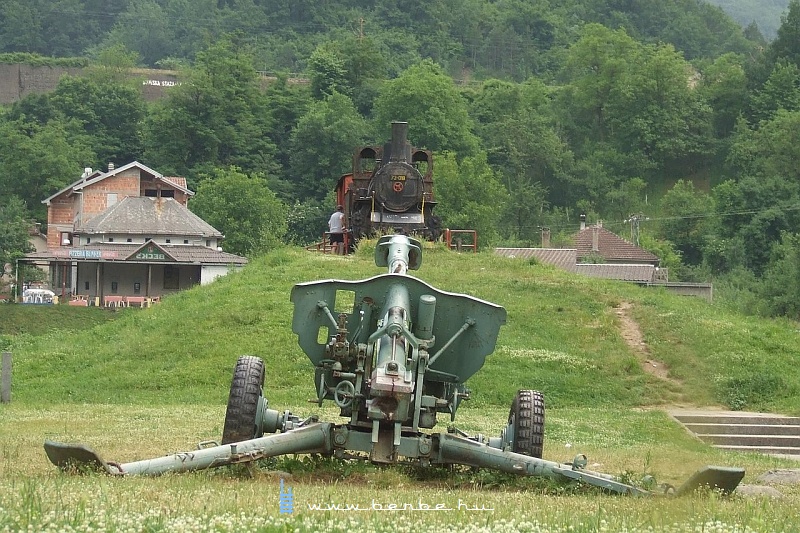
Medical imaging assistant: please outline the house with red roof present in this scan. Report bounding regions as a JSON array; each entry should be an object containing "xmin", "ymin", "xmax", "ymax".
[{"xmin": 495, "ymin": 221, "xmax": 712, "ymax": 300}]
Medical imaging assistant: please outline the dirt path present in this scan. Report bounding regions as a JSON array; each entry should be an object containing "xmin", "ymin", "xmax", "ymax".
[{"xmin": 614, "ymin": 301, "xmax": 678, "ymax": 383}]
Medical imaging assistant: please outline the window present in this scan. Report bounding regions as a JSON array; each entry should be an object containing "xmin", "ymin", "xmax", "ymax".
[
  {"xmin": 145, "ymin": 189, "xmax": 158, "ymax": 197},
  {"xmin": 84, "ymin": 281, "xmax": 89, "ymax": 291},
  {"xmin": 161, "ymin": 189, "xmax": 175, "ymax": 198},
  {"xmin": 126, "ymin": 238, "xmax": 132, "ymax": 242},
  {"xmin": 86, "ymin": 237, "xmax": 91, "ymax": 244},
  {"xmin": 107, "ymin": 193, "xmax": 118, "ymax": 206},
  {"xmin": 163, "ymin": 266, "xmax": 179, "ymax": 290},
  {"xmin": 111, "ymin": 281, "xmax": 118, "ymax": 294},
  {"xmin": 184, "ymin": 239, "xmax": 189, "ymax": 244},
  {"xmin": 108, "ymin": 237, "xmax": 114, "ymax": 242},
  {"xmin": 60, "ymin": 232, "xmax": 72, "ymax": 246},
  {"xmin": 133, "ymin": 282, "xmax": 141, "ymax": 294},
  {"xmin": 206, "ymin": 240, "xmax": 211, "ymax": 247},
  {"xmin": 165, "ymin": 239, "xmax": 171, "ymax": 243}
]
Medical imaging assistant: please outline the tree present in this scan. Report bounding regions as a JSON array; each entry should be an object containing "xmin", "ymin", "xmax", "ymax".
[
  {"xmin": 558, "ymin": 24, "xmax": 640, "ymax": 147},
  {"xmin": 307, "ymin": 44, "xmax": 348, "ymax": 99},
  {"xmin": 143, "ymin": 35, "xmax": 278, "ymax": 182},
  {"xmin": 657, "ymin": 180, "xmax": 714, "ymax": 266},
  {"xmin": 559, "ymin": 24, "xmax": 715, "ymax": 185},
  {"xmin": 97, "ymin": 0, "xmax": 175, "ymax": 67},
  {"xmin": 759, "ymin": 232, "xmax": 800, "ymax": 319},
  {"xmin": 0, "ymin": 0, "xmax": 101, "ymax": 57},
  {"xmin": 697, "ymin": 53, "xmax": 748, "ymax": 138},
  {"xmin": 470, "ymin": 77, "xmax": 576, "ymax": 216},
  {"xmin": 715, "ymin": 109, "xmax": 800, "ymax": 273},
  {"xmin": 288, "ymin": 92, "xmax": 371, "ymax": 201},
  {"xmin": 768, "ymin": 0, "xmax": 800, "ymax": 68},
  {"xmin": 372, "ymin": 59, "xmax": 479, "ymax": 158},
  {"xmin": 607, "ymin": 42, "xmax": 715, "ymax": 178},
  {"xmin": 434, "ymin": 151, "xmax": 508, "ymax": 244},
  {"xmin": 189, "ymin": 167, "xmax": 287, "ymax": 257},
  {"xmin": 263, "ymin": 76, "xmax": 312, "ymax": 196},
  {"xmin": 749, "ymin": 62, "xmax": 800, "ymax": 124},
  {"xmin": 0, "ymin": 196, "xmax": 33, "ymax": 267},
  {"xmin": 6, "ymin": 73, "xmax": 145, "ymax": 170},
  {"xmin": 49, "ymin": 76, "xmax": 146, "ymax": 166},
  {"xmin": 0, "ymin": 118, "xmax": 94, "ymax": 219}
]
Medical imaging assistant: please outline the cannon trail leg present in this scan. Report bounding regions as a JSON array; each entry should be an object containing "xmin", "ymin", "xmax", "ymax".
[{"xmin": 45, "ymin": 423, "xmax": 333, "ymax": 476}]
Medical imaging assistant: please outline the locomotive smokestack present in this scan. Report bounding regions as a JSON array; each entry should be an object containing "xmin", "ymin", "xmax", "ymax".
[{"xmin": 389, "ymin": 122, "xmax": 409, "ymax": 163}]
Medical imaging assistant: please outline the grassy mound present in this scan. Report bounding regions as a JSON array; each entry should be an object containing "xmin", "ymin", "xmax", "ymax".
[{"xmin": 6, "ymin": 242, "xmax": 800, "ymax": 414}]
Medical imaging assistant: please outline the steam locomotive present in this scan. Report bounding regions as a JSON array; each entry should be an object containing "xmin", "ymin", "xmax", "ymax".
[{"xmin": 335, "ymin": 122, "xmax": 440, "ymax": 246}]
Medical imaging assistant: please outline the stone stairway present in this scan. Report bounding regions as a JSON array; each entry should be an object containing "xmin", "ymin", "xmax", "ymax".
[{"xmin": 669, "ymin": 409, "xmax": 800, "ymax": 459}]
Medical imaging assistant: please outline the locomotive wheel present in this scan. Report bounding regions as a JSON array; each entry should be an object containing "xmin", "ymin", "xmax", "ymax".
[
  {"xmin": 508, "ymin": 389, "xmax": 545, "ymax": 458},
  {"xmin": 222, "ymin": 355, "xmax": 265, "ymax": 444}
]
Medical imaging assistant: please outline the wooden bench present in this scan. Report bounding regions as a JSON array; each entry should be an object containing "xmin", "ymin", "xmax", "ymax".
[
  {"xmin": 103, "ymin": 295, "xmax": 125, "ymax": 308},
  {"xmin": 125, "ymin": 296, "xmax": 147, "ymax": 308}
]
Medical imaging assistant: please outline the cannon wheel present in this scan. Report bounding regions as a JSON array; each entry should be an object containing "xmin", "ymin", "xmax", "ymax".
[
  {"xmin": 222, "ymin": 355, "xmax": 265, "ymax": 444},
  {"xmin": 509, "ymin": 389, "xmax": 545, "ymax": 458}
]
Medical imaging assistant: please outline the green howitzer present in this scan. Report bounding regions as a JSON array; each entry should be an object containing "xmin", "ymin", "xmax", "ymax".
[{"xmin": 44, "ymin": 235, "xmax": 744, "ymax": 495}]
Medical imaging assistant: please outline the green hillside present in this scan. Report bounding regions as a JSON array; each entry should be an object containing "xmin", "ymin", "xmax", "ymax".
[{"xmin": 6, "ymin": 242, "xmax": 800, "ymax": 414}]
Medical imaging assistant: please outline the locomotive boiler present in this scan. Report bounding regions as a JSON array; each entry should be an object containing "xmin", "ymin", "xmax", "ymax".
[{"xmin": 335, "ymin": 122, "xmax": 440, "ymax": 245}]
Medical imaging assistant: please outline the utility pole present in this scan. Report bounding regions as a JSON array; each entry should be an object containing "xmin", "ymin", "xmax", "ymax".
[{"xmin": 627, "ymin": 213, "xmax": 648, "ymax": 246}]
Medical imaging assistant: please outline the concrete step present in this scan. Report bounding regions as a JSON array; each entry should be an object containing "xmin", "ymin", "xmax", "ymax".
[
  {"xmin": 669, "ymin": 409, "xmax": 800, "ymax": 459},
  {"xmin": 714, "ymin": 445, "xmax": 800, "ymax": 456},
  {"xmin": 672, "ymin": 414, "xmax": 800, "ymax": 426},
  {"xmin": 701, "ymin": 434, "xmax": 800, "ymax": 447},
  {"xmin": 684, "ymin": 423, "xmax": 800, "ymax": 436}
]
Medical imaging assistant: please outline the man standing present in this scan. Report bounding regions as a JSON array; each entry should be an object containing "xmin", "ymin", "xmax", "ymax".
[{"xmin": 328, "ymin": 205, "xmax": 346, "ymax": 255}]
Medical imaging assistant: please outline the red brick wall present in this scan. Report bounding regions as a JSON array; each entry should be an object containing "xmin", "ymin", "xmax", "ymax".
[
  {"xmin": 47, "ymin": 197, "xmax": 74, "ymax": 247},
  {"xmin": 82, "ymin": 171, "xmax": 141, "ymax": 219}
]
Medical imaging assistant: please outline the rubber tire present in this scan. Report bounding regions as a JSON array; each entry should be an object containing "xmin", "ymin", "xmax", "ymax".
[
  {"xmin": 509, "ymin": 389, "xmax": 545, "ymax": 458},
  {"xmin": 222, "ymin": 355, "xmax": 265, "ymax": 444}
]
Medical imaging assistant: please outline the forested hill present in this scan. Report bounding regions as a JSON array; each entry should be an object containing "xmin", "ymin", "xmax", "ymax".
[
  {"xmin": 705, "ymin": 0, "xmax": 791, "ymax": 40},
  {"xmin": 0, "ymin": 0, "xmax": 758, "ymax": 79},
  {"xmin": 3, "ymin": 0, "xmax": 800, "ymax": 323}
]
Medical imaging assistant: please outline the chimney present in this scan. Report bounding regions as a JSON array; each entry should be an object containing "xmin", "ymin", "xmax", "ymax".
[
  {"xmin": 389, "ymin": 122, "xmax": 409, "ymax": 163},
  {"xmin": 579, "ymin": 213, "xmax": 586, "ymax": 231},
  {"xmin": 108, "ymin": 162, "xmax": 115, "ymax": 172},
  {"xmin": 592, "ymin": 225, "xmax": 599, "ymax": 252},
  {"xmin": 541, "ymin": 227, "xmax": 551, "ymax": 248}
]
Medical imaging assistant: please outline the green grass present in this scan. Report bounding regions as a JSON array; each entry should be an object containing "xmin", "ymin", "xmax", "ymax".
[
  {"xmin": 3, "ymin": 242, "xmax": 800, "ymax": 531},
  {"xmin": 6, "ymin": 242, "xmax": 800, "ymax": 413},
  {"xmin": 2, "ymin": 403, "xmax": 799, "ymax": 532}
]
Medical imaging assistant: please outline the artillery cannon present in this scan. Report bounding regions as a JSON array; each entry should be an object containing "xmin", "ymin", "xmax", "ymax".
[{"xmin": 44, "ymin": 235, "xmax": 744, "ymax": 495}]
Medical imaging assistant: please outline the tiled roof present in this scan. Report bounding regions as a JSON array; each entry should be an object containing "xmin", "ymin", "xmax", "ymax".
[
  {"xmin": 574, "ymin": 263, "xmax": 655, "ymax": 282},
  {"xmin": 43, "ymin": 161, "xmax": 193, "ymax": 204},
  {"xmin": 73, "ymin": 161, "xmax": 193, "ymax": 195},
  {"xmin": 494, "ymin": 248, "xmax": 577, "ymax": 271},
  {"xmin": 163, "ymin": 176, "xmax": 187, "ymax": 189},
  {"xmin": 77, "ymin": 197, "xmax": 223, "ymax": 237},
  {"xmin": 574, "ymin": 226, "xmax": 659, "ymax": 264},
  {"xmin": 23, "ymin": 243, "xmax": 247, "ymax": 265}
]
